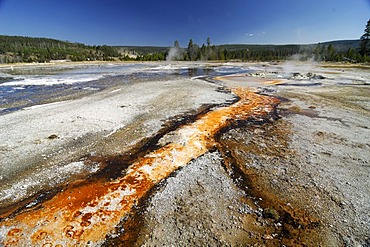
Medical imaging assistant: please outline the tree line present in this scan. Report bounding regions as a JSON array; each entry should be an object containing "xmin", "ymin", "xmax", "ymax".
[
  {"xmin": 168, "ymin": 35, "xmax": 368, "ymax": 63},
  {"xmin": 0, "ymin": 19, "xmax": 369, "ymax": 63},
  {"xmin": 0, "ymin": 35, "xmax": 124, "ymax": 63},
  {"xmin": 169, "ymin": 19, "xmax": 370, "ymax": 63}
]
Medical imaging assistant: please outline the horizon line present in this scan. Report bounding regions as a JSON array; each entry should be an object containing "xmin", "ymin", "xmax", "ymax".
[{"xmin": 0, "ymin": 34, "xmax": 360, "ymax": 47}]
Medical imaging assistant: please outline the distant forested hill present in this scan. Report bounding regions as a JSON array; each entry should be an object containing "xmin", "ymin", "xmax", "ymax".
[
  {"xmin": 0, "ymin": 35, "xmax": 121, "ymax": 63},
  {"xmin": 319, "ymin": 40, "xmax": 360, "ymax": 52},
  {"xmin": 218, "ymin": 40, "xmax": 362, "ymax": 62},
  {"xmin": 219, "ymin": 40, "xmax": 360, "ymax": 52}
]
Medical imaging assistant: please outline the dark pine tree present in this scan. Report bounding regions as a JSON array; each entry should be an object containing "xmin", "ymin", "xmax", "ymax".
[{"xmin": 360, "ymin": 19, "xmax": 370, "ymax": 56}]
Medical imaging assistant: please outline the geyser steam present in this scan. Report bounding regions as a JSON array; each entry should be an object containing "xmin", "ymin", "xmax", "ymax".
[{"xmin": 166, "ymin": 46, "xmax": 183, "ymax": 61}]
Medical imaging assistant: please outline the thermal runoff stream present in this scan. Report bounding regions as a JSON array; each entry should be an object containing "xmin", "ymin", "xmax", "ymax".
[{"xmin": 0, "ymin": 87, "xmax": 279, "ymax": 246}]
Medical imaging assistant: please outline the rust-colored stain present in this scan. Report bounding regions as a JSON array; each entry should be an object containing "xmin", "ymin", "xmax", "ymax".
[
  {"xmin": 263, "ymin": 80, "xmax": 284, "ymax": 85},
  {"xmin": 0, "ymin": 87, "xmax": 279, "ymax": 246}
]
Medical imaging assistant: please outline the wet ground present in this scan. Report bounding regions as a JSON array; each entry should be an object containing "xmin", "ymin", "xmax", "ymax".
[
  {"xmin": 0, "ymin": 61, "xmax": 369, "ymax": 246},
  {"xmin": 0, "ymin": 62, "xmax": 251, "ymax": 115}
]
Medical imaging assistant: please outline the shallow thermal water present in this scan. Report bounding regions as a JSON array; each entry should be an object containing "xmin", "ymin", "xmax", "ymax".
[{"xmin": 0, "ymin": 63, "xmax": 252, "ymax": 114}]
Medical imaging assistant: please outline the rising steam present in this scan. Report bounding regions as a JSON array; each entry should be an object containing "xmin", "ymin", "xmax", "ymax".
[
  {"xmin": 281, "ymin": 53, "xmax": 317, "ymax": 78},
  {"xmin": 166, "ymin": 46, "xmax": 183, "ymax": 61}
]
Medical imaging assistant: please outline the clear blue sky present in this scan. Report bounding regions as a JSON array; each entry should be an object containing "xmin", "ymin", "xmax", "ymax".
[{"xmin": 0, "ymin": 0, "xmax": 369, "ymax": 46}]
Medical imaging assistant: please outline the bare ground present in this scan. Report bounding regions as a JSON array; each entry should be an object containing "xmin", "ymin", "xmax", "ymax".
[
  {"xmin": 0, "ymin": 62, "xmax": 369, "ymax": 246},
  {"xmin": 0, "ymin": 75, "xmax": 234, "ymax": 212},
  {"xmin": 115, "ymin": 63, "xmax": 370, "ymax": 246}
]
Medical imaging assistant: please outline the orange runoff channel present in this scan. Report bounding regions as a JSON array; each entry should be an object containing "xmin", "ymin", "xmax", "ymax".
[{"xmin": 0, "ymin": 87, "xmax": 279, "ymax": 246}]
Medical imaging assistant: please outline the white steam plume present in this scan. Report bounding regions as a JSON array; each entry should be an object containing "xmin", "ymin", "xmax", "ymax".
[{"xmin": 166, "ymin": 47, "xmax": 183, "ymax": 61}]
